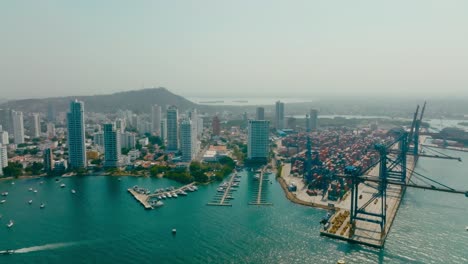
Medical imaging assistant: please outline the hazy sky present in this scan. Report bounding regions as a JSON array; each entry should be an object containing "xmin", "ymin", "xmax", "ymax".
[{"xmin": 1, "ymin": 1, "xmax": 468, "ymax": 99}]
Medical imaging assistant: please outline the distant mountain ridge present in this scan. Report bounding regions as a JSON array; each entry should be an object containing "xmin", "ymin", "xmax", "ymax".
[{"xmin": 0, "ymin": 88, "xmax": 197, "ymax": 114}]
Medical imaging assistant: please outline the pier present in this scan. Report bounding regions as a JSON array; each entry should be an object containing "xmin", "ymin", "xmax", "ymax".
[
  {"xmin": 128, "ymin": 182, "xmax": 196, "ymax": 210},
  {"xmin": 319, "ymin": 153, "xmax": 416, "ymax": 248},
  {"xmin": 249, "ymin": 167, "xmax": 273, "ymax": 206},
  {"xmin": 207, "ymin": 172, "xmax": 240, "ymax": 206}
]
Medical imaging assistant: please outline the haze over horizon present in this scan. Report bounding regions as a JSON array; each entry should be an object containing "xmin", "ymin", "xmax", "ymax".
[{"xmin": 2, "ymin": 1, "xmax": 468, "ymax": 100}]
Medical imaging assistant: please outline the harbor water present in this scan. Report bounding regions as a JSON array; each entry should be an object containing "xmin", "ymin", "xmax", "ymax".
[{"xmin": 0, "ymin": 149, "xmax": 467, "ymax": 263}]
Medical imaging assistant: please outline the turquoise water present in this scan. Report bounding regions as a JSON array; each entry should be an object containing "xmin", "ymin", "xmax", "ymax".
[{"xmin": 0, "ymin": 150, "xmax": 467, "ymax": 263}]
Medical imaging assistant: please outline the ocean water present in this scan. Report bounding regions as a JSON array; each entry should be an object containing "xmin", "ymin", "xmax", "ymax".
[{"xmin": 0, "ymin": 149, "xmax": 467, "ymax": 264}]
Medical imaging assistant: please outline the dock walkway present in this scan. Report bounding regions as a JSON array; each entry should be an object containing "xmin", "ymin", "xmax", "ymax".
[
  {"xmin": 249, "ymin": 167, "xmax": 273, "ymax": 206},
  {"xmin": 128, "ymin": 182, "xmax": 195, "ymax": 210},
  {"xmin": 207, "ymin": 172, "xmax": 240, "ymax": 206}
]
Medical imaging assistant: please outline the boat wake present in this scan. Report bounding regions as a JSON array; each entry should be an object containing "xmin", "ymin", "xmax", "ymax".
[{"xmin": 1, "ymin": 241, "xmax": 80, "ymax": 254}]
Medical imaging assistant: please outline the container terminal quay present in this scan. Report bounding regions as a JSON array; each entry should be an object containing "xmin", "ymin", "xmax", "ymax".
[{"xmin": 276, "ymin": 103, "xmax": 468, "ymax": 248}]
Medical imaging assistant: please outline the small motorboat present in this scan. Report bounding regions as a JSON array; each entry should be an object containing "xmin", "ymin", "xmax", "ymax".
[
  {"xmin": 179, "ymin": 191, "xmax": 187, "ymax": 196},
  {"xmin": 60, "ymin": 183, "xmax": 66, "ymax": 188},
  {"xmin": 161, "ymin": 194, "xmax": 167, "ymax": 199},
  {"xmin": 192, "ymin": 186, "xmax": 198, "ymax": 191},
  {"xmin": 39, "ymin": 181, "xmax": 44, "ymax": 184},
  {"xmin": 172, "ymin": 228, "xmax": 177, "ymax": 234},
  {"xmin": 33, "ymin": 190, "xmax": 38, "ymax": 193},
  {"xmin": 167, "ymin": 193, "xmax": 172, "ymax": 198},
  {"xmin": 11, "ymin": 182, "xmax": 14, "ymax": 185},
  {"xmin": 7, "ymin": 220, "xmax": 14, "ymax": 228},
  {"xmin": 28, "ymin": 188, "xmax": 33, "ymax": 192},
  {"xmin": 0, "ymin": 200, "xmax": 6, "ymax": 204},
  {"xmin": 172, "ymin": 192, "xmax": 178, "ymax": 198},
  {"xmin": 1, "ymin": 192, "xmax": 8, "ymax": 196},
  {"xmin": 40, "ymin": 203, "xmax": 46, "ymax": 209},
  {"xmin": 71, "ymin": 189, "xmax": 76, "ymax": 194},
  {"xmin": 28, "ymin": 200, "xmax": 33, "ymax": 204},
  {"xmin": 0, "ymin": 249, "xmax": 15, "ymax": 255},
  {"xmin": 154, "ymin": 201, "xmax": 164, "ymax": 208}
]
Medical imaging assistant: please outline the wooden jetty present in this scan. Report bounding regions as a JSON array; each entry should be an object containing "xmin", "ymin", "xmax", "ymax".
[{"xmin": 207, "ymin": 172, "xmax": 239, "ymax": 206}]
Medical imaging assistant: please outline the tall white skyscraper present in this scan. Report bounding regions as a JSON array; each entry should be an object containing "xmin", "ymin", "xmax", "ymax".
[
  {"xmin": 67, "ymin": 100, "xmax": 87, "ymax": 168},
  {"xmin": 151, "ymin": 104, "xmax": 162, "ymax": 135},
  {"xmin": 0, "ymin": 143, "xmax": 7, "ymax": 169},
  {"xmin": 160, "ymin": 119, "xmax": 167, "ymax": 143},
  {"xmin": 248, "ymin": 120, "xmax": 270, "ymax": 160},
  {"xmin": 115, "ymin": 118, "xmax": 126, "ymax": 133},
  {"xmin": 275, "ymin": 101, "xmax": 285, "ymax": 130},
  {"xmin": 104, "ymin": 123, "xmax": 120, "ymax": 168},
  {"xmin": 180, "ymin": 118, "xmax": 198, "ymax": 162},
  {"xmin": 0, "ymin": 130, "xmax": 8, "ymax": 145},
  {"xmin": 31, "ymin": 113, "xmax": 40, "ymax": 138},
  {"xmin": 256, "ymin": 107, "xmax": 265, "ymax": 120},
  {"xmin": 12, "ymin": 110, "xmax": 25, "ymax": 144},
  {"xmin": 166, "ymin": 106, "xmax": 179, "ymax": 152}
]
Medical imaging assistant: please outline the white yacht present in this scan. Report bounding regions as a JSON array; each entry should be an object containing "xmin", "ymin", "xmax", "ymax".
[
  {"xmin": 0, "ymin": 200, "xmax": 6, "ymax": 204},
  {"xmin": 33, "ymin": 190, "xmax": 38, "ymax": 193},
  {"xmin": 60, "ymin": 183, "xmax": 66, "ymax": 188},
  {"xmin": 40, "ymin": 203, "xmax": 46, "ymax": 209},
  {"xmin": 172, "ymin": 192, "xmax": 178, "ymax": 198},
  {"xmin": 154, "ymin": 201, "xmax": 164, "ymax": 208},
  {"xmin": 28, "ymin": 200, "xmax": 33, "ymax": 204},
  {"xmin": 167, "ymin": 193, "xmax": 172, "ymax": 198},
  {"xmin": 28, "ymin": 188, "xmax": 33, "ymax": 192},
  {"xmin": 71, "ymin": 189, "xmax": 76, "ymax": 194},
  {"xmin": 7, "ymin": 220, "xmax": 14, "ymax": 228},
  {"xmin": 192, "ymin": 186, "xmax": 198, "ymax": 191}
]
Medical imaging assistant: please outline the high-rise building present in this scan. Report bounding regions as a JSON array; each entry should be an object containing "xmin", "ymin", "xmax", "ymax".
[
  {"xmin": 305, "ymin": 114, "xmax": 311, "ymax": 132},
  {"xmin": 47, "ymin": 122, "xmax": 56, "ymax": 139},
  {"xmin": 93, "ymin": 131, "xmax": 104, "ymax": 147},
  {"xmin": 119, "ymin": 132, "xmax": 136, "ymax": 149},
  {"xmin": 212, "ymin": 116, "xmax": 220, "ymax": 136},
  {"xmin": 151, "ymin": 105, "xmax": 162, "ymax": 135},
  {"xmin": 248, "ymin": 120, "xmax": 270, "ymax": 160},
  {"xmin": 31, "ymin": 113, "xmax": 40, "ymax": 138},
  {"xmin": 0, "ymin": 130, "xmax": 8, "ymax": 145},
  {"xmin": 166, "ymin": 106, "xmax": 179, "ymax": 152},
  {"xmin": 160, "ymin": 119, "xmax": 167, "ymax": 143},
  {"xmin": 12, "ymin": 110, "xmax": 25, "ymax": 144},
  {"xmin": 137, "ymin": 121, "xmax": 152, "ymax": 135},
  {"xmin": 131, "ymin": 114, "xmax": 139, "ymax": 129},
  {"xmin": 115, "ymin": 118, "xmax": 126, "ymax": 133},
  {"xmin": 310, "ymin": 109, "xmax": 318, "ymax": 131},
  {"xmin": 197, "ymin": 117, "xmax": 204, "ymax": 137},
  {"xmin": 180, "ymin": 118, "xmax": 198, "ymax": 162},
  {"xmin": 0, "ymin": 143, "xmax": 8, "ymax": 169},
  {"xmin": 47, "ymin": 103, "xmax": 56, "ymax": 123},
  {"xmin": 0, "ymin": 144, "xmax": 4, "ymax": 175},
  {"xmin": 0, "ymin": 108, "xmax": 12, "ymax": 134},
  {"xmin": 256, "ymin": 107, "xmax": 265, "ymax": 120},
  {"xmin": 43, "ymin": 148, "xmax": 54, "ymax": 172},
  {"xmin": 275, "ymin": 101, "xmax": 285, "ymax": 130},
  {"xmin": 67, "ymin": 100, "xmax": 87, "ymax": 168},
  {"xmin": 104, "ymin": 123, "xmax": 120, "ymax": 168}
]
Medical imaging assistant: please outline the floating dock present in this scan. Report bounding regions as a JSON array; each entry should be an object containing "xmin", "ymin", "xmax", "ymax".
[
  {"xmin": 249, "ymin": 167, "xmax": 273, "ymax": 206},
  {"xmin": 207, "ymin": 172, "xmax": 240, "ymax": 206},
  {"xmin": 128, "ymin": 183, "xmax": 196, "ymax": 210}
]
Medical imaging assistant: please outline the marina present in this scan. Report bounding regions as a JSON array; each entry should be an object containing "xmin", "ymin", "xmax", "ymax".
[
  {"xmin": 249, "ymin": 168, "xmax": 273, "ymax": 206},
  {"xmin": 128, "ymin": 182, "xmax": 197, "ymax": 210},
  {"xmin": 207, "ymin": 171, "xmax": 241, "ymax": 206}
]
